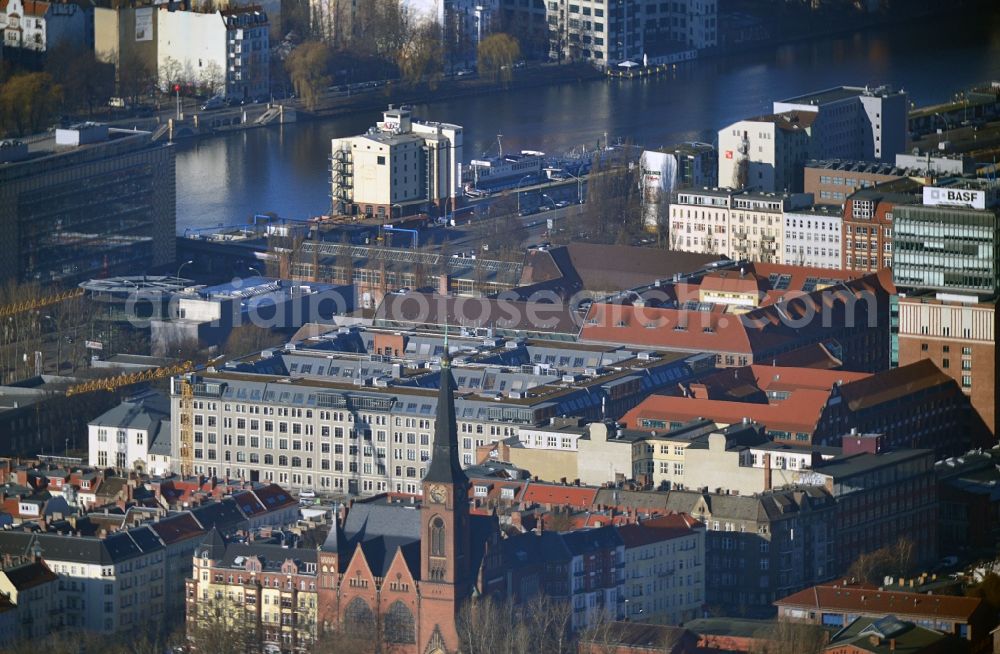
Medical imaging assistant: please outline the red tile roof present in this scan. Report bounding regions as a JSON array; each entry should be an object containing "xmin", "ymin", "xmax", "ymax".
[
  {"xmin": 776, "ymin": 582, "xmax": 984, "ymax": 622},
  {"xmin": 618, "ymin": 513, "xmax": 703, "ymax": 548},
  {"xmin": 521, "ymin": 482, "xmax": 598, "ymax": 509},
  {"xmin": 580, "ymin": 303, "xmax": 753, "ymax": 353},
  {"xmin": 0, "ymin": 0, "xmax": 50, "ymax": 16},
  {"xmin": 621, "ymin": 389, "xmax": 833, "ymax": 435}
]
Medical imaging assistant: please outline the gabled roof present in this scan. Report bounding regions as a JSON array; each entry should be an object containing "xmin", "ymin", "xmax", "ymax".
[
  {"xmin": 617, "ymin": 513, "xmax": 702, "ymax": 549},
  {"xmin": 0, "ymin": 0, "xmax": 51, "ymax": 17},
  {"xmin": 559, "ymin": 525, "xmax": 623, "ymax": 555},
  {"xmin": 150, "ymin": 513, "xmax": 204, "ymax": 544},
  {"xmin": 580, "ymin": 303, "xmax": 753, "ymax": 353},
  {"xmin": 839, "ymin": 359, "xmax": 955, "ymax": 411}
]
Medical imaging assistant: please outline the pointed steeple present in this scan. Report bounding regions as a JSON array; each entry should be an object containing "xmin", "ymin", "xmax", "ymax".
[{"xmin": 423, "ymin": 340, "xmax": 468, "ymax": 485}]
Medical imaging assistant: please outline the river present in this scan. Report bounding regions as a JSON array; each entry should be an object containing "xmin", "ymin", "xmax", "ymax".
[{"xmin": 175, "ymin": 7, "xmax": 1000, "ymax": 231}]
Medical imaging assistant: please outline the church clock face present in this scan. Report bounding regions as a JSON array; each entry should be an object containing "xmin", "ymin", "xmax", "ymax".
[{"xmin": 429, "ymin": 484, "xmax": 447, "ymax": 504}]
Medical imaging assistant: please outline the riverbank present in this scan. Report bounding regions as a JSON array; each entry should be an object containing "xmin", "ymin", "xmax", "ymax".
[{"xmin": 297, "ymin": 62, "xmax": 603, "ymax": 122}]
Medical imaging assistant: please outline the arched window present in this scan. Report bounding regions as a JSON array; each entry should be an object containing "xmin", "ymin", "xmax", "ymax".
[
  {"xmin": 278, "ymin": 455, "xmax": 288, "ymax": 467},
  {"xmin": 344, "ymin": 597, "xmax": 374, "ymax": 637},
  {"xmin": 264, "ymin": 454, "xmax": 273, "ymax": 465},
  {"xmin": 430, "ymin": 517, "xmax": 445, "ymax": 557},
  {"xmin": 384, "ymin": 601, "xmax": 415, "ymax": 644},
  {"xmin": 292, "ymin": 456, "xmax": 302, "ymax": 467}
]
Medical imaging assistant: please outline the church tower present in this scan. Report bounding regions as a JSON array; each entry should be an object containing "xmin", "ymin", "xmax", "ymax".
[{"xmin": 419, "ymin": 346, "xmax": 471, "ymax": 654}]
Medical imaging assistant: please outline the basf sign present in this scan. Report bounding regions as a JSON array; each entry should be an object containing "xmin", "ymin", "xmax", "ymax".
[{"xmin": 923, "ymin": 186, "xmax": 987, "ymax": 210}]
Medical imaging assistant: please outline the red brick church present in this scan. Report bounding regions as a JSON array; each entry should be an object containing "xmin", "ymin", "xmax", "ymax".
[{"xmin": 314, "ymin": 354, "xmax": 502, "ymax": 654}]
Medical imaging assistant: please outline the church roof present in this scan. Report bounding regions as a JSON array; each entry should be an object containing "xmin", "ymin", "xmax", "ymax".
[{"xmin": 422, "ymin": 358, "xmax": 468, "ymax": 486}]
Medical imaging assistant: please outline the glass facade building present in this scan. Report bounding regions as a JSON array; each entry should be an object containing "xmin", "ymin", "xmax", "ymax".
[
  {"xmin": 893, "ymin": 204, "xmax": 999, "ymax": 297},
  {"xmin": 0, "ymin": 128, "xmax": 175, "ymax": 286}
]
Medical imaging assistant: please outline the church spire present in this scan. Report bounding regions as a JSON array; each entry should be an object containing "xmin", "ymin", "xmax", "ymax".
[{"xmin": 423, "ymin": 331, "xmax": 467, "ymax": 485}]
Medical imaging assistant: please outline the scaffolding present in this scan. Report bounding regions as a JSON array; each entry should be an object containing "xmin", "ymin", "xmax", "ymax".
[{"xmin": 178, "ymin": 375, "xmax": 195, "ymax": 477}]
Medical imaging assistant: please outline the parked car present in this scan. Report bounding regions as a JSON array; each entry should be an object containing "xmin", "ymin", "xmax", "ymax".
[{"xmin": 200, "ymin": 97, "xmax": 225, "ymax": 111}]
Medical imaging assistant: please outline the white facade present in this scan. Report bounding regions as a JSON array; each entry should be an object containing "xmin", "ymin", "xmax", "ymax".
[
  {"xmin": 670, "ymin": 189, "xmax": 812, "ymax": 264},
  {"xmin": 88, "ymin": 395, "xmax": 172, "ymax": 477},
  {"xmin": 718, "ymin": 114, "xmax": 812, "ymax": 193},
  {"xmin": 158, "ymin": 8, "xmax": 269, "ymax": 100},
  {"xmin": 669, "ymin": 188, "xmax": 732, "ymax": 255},
  {"xmin": 774, "ymin": 86, "xmax": 909, "ymax": 163},
  {"xmin": 545, "ymin": 0, "xmax": 716, "ymax": 67},
  {"xmin": 783, "ymin": 207, "xmax": 843, "ymax": 270},
  {"xmin": 622, "ymin": 519, "xmax": 705, "ymax": 625},
  {"xmin": 331, "ymin": 107, "xmax": 463, "ymax": 217}
]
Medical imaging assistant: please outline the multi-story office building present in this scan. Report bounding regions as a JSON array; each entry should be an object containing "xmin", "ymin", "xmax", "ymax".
[
  {"xmin": 157, "ymin": 5, "xmax": 269, "ymax": 100},
  {"xmin": 782, "ymin": 205, "xmax": 842, "ymax": 269},
  {"xmin": 894, "ymin": 181, "xmax": 1000, "ymax": 296},
  {"xmin": 774, "ymin": 85, "xmax": 909, "ymax": 163},
  {"xmin": 169, "ymin": 327, "xmax": 706, "ymax": 496},
  {"xmin": 803, "ymin": 160, "xmax": 908, "ymax": 206},
  {"xmin": 0, "ymin": 125, "xmax": 176, "ymax": 285},
  {"xmin": 668, "ymin": 188, "xmax": 812, "ymax": 262},
  {"xmin": 331, "ymin": 106, "xmax": 463, "ymax": 218},
  {"xmin": 619, "ymin": 514, "xmax": 705, "ymax": 626},
  {"xmin": 717, "ymin": 112, "xmax": 814, "ymax": 193},
  {"xmin": 894, "ymin": 178, "xmax": 1000, "ymax": 439}
]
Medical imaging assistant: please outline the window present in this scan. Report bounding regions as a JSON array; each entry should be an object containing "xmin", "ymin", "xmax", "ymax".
[{"xmin": 430, "ymin": 517, "xmax": 446, "ymax": 556}]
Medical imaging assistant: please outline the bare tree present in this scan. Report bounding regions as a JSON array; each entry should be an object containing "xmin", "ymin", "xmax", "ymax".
[
  {"xmin": 748, "ymin": 619, "xmax": 827, "ymax": 654},
  {"xmin": 186, "ymin": 594, "xmax": 261, "ymax": 654}
]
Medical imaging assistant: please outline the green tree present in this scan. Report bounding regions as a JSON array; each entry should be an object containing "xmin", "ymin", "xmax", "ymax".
[
  {"xmin": 286, "ymin": 40, "xmax": 332, "ymax": 110},
  {"xmin": 0, "ymin": 72, "xmax": 63, "ymax": 136},
  {"xmin": 477, "ymin": 33, "xmax": 521, "ymax": 86}
]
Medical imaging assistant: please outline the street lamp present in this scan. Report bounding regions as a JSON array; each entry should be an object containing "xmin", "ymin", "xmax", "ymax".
[
  {"xmin": 562, "ymin": 169, "xmax": 584, "ymax": 204},
  {"xmin": 177, "ymin": 259, "xmax": 194, "ymax": 280},
  {"xmin": 248, "ymin": 266, "xmax": 263, "ymax": 279},
  {"xmin": 515, "ymin": 175, "xmax": 533, "ymax": 214}
]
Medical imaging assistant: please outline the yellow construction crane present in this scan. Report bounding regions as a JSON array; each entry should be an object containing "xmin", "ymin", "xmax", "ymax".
[
  {"xmin": 178, "ymin": 375, "xmax": 195, "ymax": 477},
  {"xmin": 0, "ymin": 288, "xmax": 85, "ymax": 319},
  {"xmin": 64, "ymin": 360, "xmax": 193, "ymax": 396}
]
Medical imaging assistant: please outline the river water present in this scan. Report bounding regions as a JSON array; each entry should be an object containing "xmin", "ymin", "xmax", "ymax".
[{"xmin": 175, "ymin": 7, "xmax": 1000, "ymax": 231}]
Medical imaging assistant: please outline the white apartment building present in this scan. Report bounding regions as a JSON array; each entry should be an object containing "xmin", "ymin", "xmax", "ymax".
[
  {"xmin": 783, "ymin": 205, "xmax": 843, "ymax": 269},
  {"xmin": 331, "ymin": 106, "xmax": 463, "ymax": 218},
  {"xmin": 88, "ymin": 392, "xmax": 172, "ymax": 477},
  {"xmin": 669, "ymin": 188, "xmax": 812, "ymax": 263},
  {"xmin": 774, "ymin": 85, "xmax": 909, "ymax": 163},
  {"xmin": 158, "ymin": 6, "xmax": 269, "ymax": 100},
  {"xmin": 669, "ymin": 187, "xmax": 732, "ymax": 255},
  {"xmin": 620, "ymin": 515, "xmax": 704, "ymax": 625},
  {"xmin": 545, "ymin": 0, "xmax": 716, "ymax": 67},
  {"xmin": 718, "ymin": 111, "xmax": 814, "ymax": 193}
]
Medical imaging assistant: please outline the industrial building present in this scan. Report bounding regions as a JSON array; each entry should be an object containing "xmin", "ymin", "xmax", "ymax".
[
  {"xmin": 0, "ymin": 124, "xmax": 176, "ymax": 286},
  {"xmin": 330, "ymin": 106, "xmax": 463, "ymax": 218}
]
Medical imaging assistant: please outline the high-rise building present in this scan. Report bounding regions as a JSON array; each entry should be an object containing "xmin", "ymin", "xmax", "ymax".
[
  {"xmin": 894, "ymin": 178, "xmax": 999, "ymax": 440},
  {"xmin": 0, "ymin": 125, "xmax": 176, "ymax": 285}
]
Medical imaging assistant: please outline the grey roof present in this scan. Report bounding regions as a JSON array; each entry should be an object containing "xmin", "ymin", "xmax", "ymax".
[
  {"xmin": 88, "ymin": 392, "xmax": 169, "ymax": 431},
  {"xmin": 217, "ymin": 542, "xmax": 318, "ymax": 571},
  {"xmin": 341, "ymin": 502, "xmax": 422, "ymax": 576},
  {"xmin": 190, "ymin": 498, "xmax": 250, "ymax": 532},
  {"xmin": 0, "ymin": 531, "xmax": 164, "ymax": 566},
  {"xmin": 560, "ymin": 525, "xmax": 623, "ymax": 555}
]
